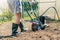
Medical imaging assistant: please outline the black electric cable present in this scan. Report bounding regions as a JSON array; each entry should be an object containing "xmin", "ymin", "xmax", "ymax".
[{"xmin": 40, "ymin": 7, "xmax": 59, "ymax": 20}]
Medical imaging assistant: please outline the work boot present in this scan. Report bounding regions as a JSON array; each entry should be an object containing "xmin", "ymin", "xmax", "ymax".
[
  {"xmin": 11, "ymin": 23, "xmax": 18, "ymax": 36},
  {"xmin": 18, "ymin": 22, "xmax": 25, "ymax": 32},
  {"xmin": 40, "ymin": 26, "xmax": 46, "ymax": 30},
  {"xmin": 39, "ymin": 22, "xmax": 46, "ymax": 30}
]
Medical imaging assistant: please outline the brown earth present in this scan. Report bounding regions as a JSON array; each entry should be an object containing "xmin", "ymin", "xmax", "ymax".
[{"xmin": 0, "ymin": 21, "xmax": 60, "ymax": 40}]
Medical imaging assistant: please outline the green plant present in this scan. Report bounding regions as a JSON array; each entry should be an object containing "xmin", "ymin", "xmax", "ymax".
[
  {"xmin": 2, "ymin": 9, "xmax": 13, "ymax": 21},
  {"xmin": 0, "ymin": 8, "xmax": 14, "ymax": 24},
  {"xmin": 22, "ymin": 2, "xmax": 38, "ymax": 18}
]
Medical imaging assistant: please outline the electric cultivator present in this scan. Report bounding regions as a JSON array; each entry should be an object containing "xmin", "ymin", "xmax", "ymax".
[
  {"xmin": 22, "ymin": 2, "xmax": 47, "ymax": 32},
  {"xmin": 31, "ymin": 16, "xmax": 46, "ymax": 31},
  {"xmin": 27, "ymin": 12, "xmax": 46, "ymax": 32},
  {"xmin": 26, "ymin": 9, "xmax": 46, "ymax": 32}
]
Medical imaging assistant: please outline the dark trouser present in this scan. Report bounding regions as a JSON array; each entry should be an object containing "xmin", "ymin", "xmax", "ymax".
[
  {"xmin": 12, "ymin": 22, "xmax": 24, "ymax": 36},
  {"xmin": 39, "ymin": 16, "xmax": 45, "ymax": 30},
  {"xmin": 40, "ymin": 16, "xmax": 45, "ymax": 24}
]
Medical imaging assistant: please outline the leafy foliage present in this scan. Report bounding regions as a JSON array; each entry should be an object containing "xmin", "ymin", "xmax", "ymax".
[
  {"xmin": 22, "ymin": 2, "xmax": 38, "ymax": 19},
  {"xmin": 22, "ymin": 2, "xmax": 38, "ymax": 11},
  {"xmin": 0, "ymin": 9, "xmax": 13, "ymax": 24}
]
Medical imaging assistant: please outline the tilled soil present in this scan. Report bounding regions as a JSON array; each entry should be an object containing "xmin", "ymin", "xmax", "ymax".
[{"xmin": 0, "ymin": 21, "xmax": 60, "ymax": 40}]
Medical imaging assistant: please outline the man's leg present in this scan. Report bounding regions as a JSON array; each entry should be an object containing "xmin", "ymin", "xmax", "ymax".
[
  {"xmin": 12, "ymin": 13, "xmax": 21, "ymax": 36},
  {"xmin": 18, "ymin": 22, "xmax": 24, "ymax": 32},
  {"xmin": 17, "ymin": 12, "xmax": 25, "ymax": 32},
  {"xmin": 39, "ymin": 16, "xmax": 46, "ymax": 30}
]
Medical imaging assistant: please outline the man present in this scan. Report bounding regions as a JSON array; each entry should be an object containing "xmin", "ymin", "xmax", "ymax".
[{"xmin": 7, "ymin": 0, "xmax": 25, "ymax": 36}]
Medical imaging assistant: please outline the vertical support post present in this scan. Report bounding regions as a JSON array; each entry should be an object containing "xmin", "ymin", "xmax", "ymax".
[{"xmin": 54, "ymin": 0, "xmax": 56, "ymax": 20}]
